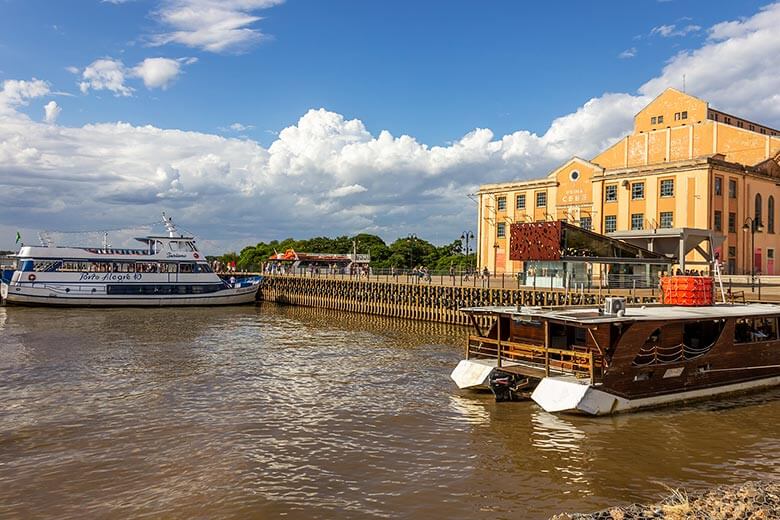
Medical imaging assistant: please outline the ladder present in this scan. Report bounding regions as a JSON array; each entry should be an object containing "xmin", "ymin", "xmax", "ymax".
[{"xmin": 713, "ymin": 258, "xmax": 726, "ymax": 303}]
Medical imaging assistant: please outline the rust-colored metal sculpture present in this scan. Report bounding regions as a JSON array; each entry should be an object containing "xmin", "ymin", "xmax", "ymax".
[{"xmin": 509, "ymin": 221, "xmax": 562, "ymax": 261}]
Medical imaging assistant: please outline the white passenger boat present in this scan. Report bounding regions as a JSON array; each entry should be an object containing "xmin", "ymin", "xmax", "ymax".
[{"xmin": 0, "ymin": 215, "xmax": 261, "ymax": 306}]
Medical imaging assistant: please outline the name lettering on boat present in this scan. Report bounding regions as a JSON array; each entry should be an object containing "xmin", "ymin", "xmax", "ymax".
[
  {"xmin": 79, "ymin": 272, "xmax": 144, "ymax": 281},
  {"xmin": 166, "ymin": 253, "xmax": 188, "ymax": 258}
]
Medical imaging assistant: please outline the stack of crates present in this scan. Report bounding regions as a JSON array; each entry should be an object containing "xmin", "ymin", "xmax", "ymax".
[{"xmin": 660, "ymin": 276, "xmax": 714, "ymax": 306}]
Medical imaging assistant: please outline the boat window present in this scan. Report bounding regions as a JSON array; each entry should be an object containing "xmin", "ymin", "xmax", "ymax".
[
  {"xmin": 735, "ymin": 317, "xmax": 777, "ymax": 343},
  {"xmin": 179, "ymin": 263, "xmax": 194, "ymax": 273},
  {"xmin": 154, "ymin": 240, "xmax": 164, "ymax": 254},
  {"xmin": 187, "ymin": 241, "xmax": 198, "ymax": 252},
  {"xmin": 34, "ymin": 260, "xmax": 63, "ymax": 272},
  {"xmin": 198, "ymin": 263, "xmax": 212, "ymax": 273},
  {"xmin": 159, "ymin": 262, "xmax": 177, "ymax": 273}
]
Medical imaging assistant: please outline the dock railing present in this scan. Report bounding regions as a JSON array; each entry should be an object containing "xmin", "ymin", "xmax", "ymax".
[{"xmin": 467, "ymin": 335, "xmax": 602, "ymax": 381}]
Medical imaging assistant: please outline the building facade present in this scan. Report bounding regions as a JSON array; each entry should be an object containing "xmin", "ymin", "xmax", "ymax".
[{"xmin": 478, "ymin": 88, "xmax": 780, "ymax": 275}]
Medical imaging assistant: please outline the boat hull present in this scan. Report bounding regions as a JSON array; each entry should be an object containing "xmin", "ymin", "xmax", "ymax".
[
  {"xmin": 3, "ymin": 284, "xmax": 259, "ymax": 306},
  {"xmin": 531, "ymin": 374, "xmax": 780, "ymax": 415}
]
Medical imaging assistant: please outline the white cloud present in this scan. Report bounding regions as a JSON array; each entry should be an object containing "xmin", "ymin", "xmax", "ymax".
[
  {"xmin": 149, "ymin": 0, "xmax": 285, "ymax": 53},
  {"xmin": 79, "ymin": 58, "xmax": 132, "ymax": 96},
  {"xmin": 640, "ymin": 2, "xmax": 780, "ymax": 123},
  {"xmin": 43, "ymin": 101, "xmax": 61, "ymax": 124},
  {"xmin": 229, "ymin": 122, "xmax": 254, "ymax": 132},
  {"xmin": 619, "ymin": 47, "xmax": 637, "ymax": 59},
  {"xmin": 328, "ymin": 184, "xmax": 368, "ymax": 198},
  {"xmin": 65, "ymin": 66, "xmax": 80, "ymax": 74},
  {"xmin": 0, "ymin": 79, "xmax": 50, "ymax": 113},
  {"xmin": 78, "ymin": 56, "xmax": 196, "ymax": 94},
  {"xmin": 131, "ymin": 57, "xmax": 182, "ymax": 89},
  {"xmin": 1, "ymin": 3, "xmax": 779, "ymax": 250},
  {"xmin": 651, "ymin": 23, "xmax": 702, "ymax": 37}
]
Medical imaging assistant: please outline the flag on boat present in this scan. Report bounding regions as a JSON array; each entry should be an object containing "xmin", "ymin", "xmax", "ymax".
[{"xmin": 15, "ymin": 231, "xmax": 21, "ymax": 244}]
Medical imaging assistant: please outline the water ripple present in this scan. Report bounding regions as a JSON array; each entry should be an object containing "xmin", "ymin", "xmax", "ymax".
[{"xmin": 1, "ymin": 304, "xmax": 778, "ymax": 519}]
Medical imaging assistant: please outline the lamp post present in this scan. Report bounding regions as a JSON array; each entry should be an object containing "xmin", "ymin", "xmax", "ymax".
[
  {"xmin": 743, "ymin": 216, "xmax": 763, "ymax": 285},
  {"xmin": 460, "ymin": 231, "xmax": 474, "ymax": 272},
  {"xmin": 408, "ymin": 234, "xmax": 417, "ymax": 269}
]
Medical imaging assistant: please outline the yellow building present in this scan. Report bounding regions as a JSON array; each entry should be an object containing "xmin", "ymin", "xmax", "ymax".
[{"xmin": 478, "ymin": 88, "xmax": 780, "ymax": 275}]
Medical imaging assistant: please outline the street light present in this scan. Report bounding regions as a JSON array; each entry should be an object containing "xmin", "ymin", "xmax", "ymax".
[
  {"xmin": 408, "ymin": 234, "xmax": 417, "ymax": 269},
  {"xmin": 742, "ymin": 216, "xmax": 764, "ymax": 284},
  {"xmin": 461, "ymin": 231, "xmax": 474, "ymax": 272}
]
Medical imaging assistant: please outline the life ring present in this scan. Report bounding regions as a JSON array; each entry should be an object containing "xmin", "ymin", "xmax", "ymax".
[
  {"xmin": 193, "ymin": 253, "xmax": 200, "ymax": 259},
  {"xmin": 28, "ymin": 273, "xmax": 36, "ymax": 281}
]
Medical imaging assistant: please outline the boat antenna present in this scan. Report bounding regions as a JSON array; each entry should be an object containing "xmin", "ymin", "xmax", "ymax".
[
  {"xmin": 38, "ymin": 231, "xmax": 52, "ymax": 247},
  {"xmin": 162, "ymin": 212, "xmax": 177, "ymax": 238},
  {"xmin": 102, "ymin": 232, "xmax": 111, "ymax": 249}
]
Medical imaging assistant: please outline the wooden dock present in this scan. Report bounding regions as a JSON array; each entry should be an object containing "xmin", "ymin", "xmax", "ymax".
[{"xmin": 258, "ymin": 274, "xmax": 659, "ymax": 325}]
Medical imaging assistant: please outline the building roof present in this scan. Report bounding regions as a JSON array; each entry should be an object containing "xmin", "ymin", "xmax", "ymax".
[{"xmin": 461, "ymin": 302, "xmax": 780, "ymax": 324}]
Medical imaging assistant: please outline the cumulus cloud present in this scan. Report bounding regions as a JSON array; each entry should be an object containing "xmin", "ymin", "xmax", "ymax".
[
  {"xmin": 0, "ymin": 79, "xmax": 50, "ymax": 112},
  {"xmin": 78, "ymin": 56, "xmax": 195, "ymax": 94},
  {"xmin": 131, "ymin": 57, "xmax": 183, "ymax": 89},
  {"xmin": 149, "ymin": 0, "xmax": 285, "ymax": 53},
  {"xmin": 43, "ymin": 101, "xmax": 61, "ymax": 124},
  {"xmin": 1, "ymin": 3, "xmax": 779, "ymax": 251},
  {"xmin": 79, "ymin": 58, "xmax": 133, "ymax": 96}
]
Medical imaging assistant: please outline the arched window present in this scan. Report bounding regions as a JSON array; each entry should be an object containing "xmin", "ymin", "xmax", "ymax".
[
  {"xmin": 769, "ymin": 196, "xmax": 775, "ymax": 234},
  {"xmin": 755, "ymin": 193, "xmax": 763, "ymax": 228}
]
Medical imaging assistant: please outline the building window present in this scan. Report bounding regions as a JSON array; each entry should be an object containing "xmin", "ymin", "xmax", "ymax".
[
  {"xmin": 660, "ymin": 179, "xmax": 674, "ymax": 197},
  {"xmin": 725, "ymin": 116, "xmax": 731, "ymax": 124},
  {"xmin": 605, "ymin": 184, "xmax": 617, "ymax": 202},
  {"xmin": 660, "ymin": 212, "xmax": 674, "ymax": 229},
  {"xmin": 729, "ymin": 212, "xmax": 736, "ymax": 233},
  {"xmin": 738, "ymin": 121, "xmax": 744, "ymax": 128},
  {"xmin": 580, "ymin": 216, "xmax": 592, "ymax": 231},
  {"xmin": 761, "ymin": 128, "xmax": 767, "ymax": 134},
  {"xmin": 770, "ymin": 196, "xmax": 776, "ymax": 234},
  {"xmin": 605, "ymin": 215, "xmax": 617, "ymax": 233},
  {"xmin": 651, "ymin": 116, "xmax": 657, "ymax": 124},
  {"xmin": 497, "ymin": 196, "xmax": 506, "ymax": 211},
  {"xmin": 681, "ymin": 111, "xmax": 688, "ymax": 120},
  {"xmin": 674, "ymin": 112, "xmax": 681, "ymax": 121},
  {"xmin": 536, "ymin": 192, "xmax": 547, "ymax": 207},
  {"xmin": 570, "ymin": 170, "xmax": 580, "ymax": 181},
  {"xmin": 631, "ymin": 182, "xmax": 644, "ymax": 200},
  {"xmin": 516, "ymin": 194, "xmax": 526, "ymax": 209},
  {"xmin": 728, "ymin": 246, "xmax": 736, "ymax": 258},
  {"xmin": 714, "ymin": 211, "xmax": 722, "ymax": 232},
  {"xmin": 631, "ymin": 213, "xmax": 644, "ymax": 230},
  {"xmin": 729, "ymin": 179, "xmax": 737, "ymax": 198},
  {"xmin": 769, "ymin": 249, "xmax": 775, "ymax": 260},
  {"xmin": 657, "ymin": 115, "xmax": 664, "ymax": 124},
  {"xmin": 750, "ymin": 124, "xmax": 755, "ymax": 131},
  {"xmin": 497, "ymin": 222, "xmax": 506, "ymax": 238},
  {"xmin": 714, "ymin": 176, "xmax": 722, "ymax": 196},
  {"xmin": 756, "ymin": 193, "xmax": 763, "ymax": 228}
]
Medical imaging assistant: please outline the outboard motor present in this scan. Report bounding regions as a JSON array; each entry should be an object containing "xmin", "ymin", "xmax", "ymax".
[{"xmin": 488, "ymin": 370, "xmax": 530, "ymax": 402}]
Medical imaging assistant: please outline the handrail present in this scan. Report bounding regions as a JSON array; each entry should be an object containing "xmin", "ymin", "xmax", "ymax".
[{"xmin": 467, "ymin": 334, "xmax": 602, "ymax": 380}]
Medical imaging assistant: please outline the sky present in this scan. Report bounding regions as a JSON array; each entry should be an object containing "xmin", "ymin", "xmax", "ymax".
[{"xmin": 1, "ymin": 0, "xmax": 779, "ymax": 253}]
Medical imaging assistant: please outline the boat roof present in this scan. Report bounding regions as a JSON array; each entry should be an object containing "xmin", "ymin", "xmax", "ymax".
[{"xmin": 461, "ymin": 303, "xmax": 780, "ymax": 324}]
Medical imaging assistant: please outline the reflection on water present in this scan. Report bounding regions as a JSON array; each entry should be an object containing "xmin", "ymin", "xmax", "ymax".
[{"xmin": 1, "ymin": 302, "xmax": 779, "ymax": 519}]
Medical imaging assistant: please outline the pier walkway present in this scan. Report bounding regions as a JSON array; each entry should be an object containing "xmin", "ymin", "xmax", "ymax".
[{"xmin": 256, "ymin": 273, "xmax": 658, "ymax": 325}]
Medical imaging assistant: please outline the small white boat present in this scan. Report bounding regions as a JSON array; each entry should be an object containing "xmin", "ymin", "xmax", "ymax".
[{"xmin": 1, "ymin": 214, "xmax": 260, "ymax": 306}]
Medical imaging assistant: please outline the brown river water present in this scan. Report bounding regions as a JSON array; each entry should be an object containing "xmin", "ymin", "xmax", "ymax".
[{"xmin": 1, "ymin": 303, "xmax": 778, "ymax": 519}]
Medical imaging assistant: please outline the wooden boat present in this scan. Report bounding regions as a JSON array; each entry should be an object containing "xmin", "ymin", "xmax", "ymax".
[{"xmin": 451, "ymin": 297, "xmax": 780, "ymax": 415}]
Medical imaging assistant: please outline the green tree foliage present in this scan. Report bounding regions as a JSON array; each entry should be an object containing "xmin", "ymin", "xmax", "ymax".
[{"xmin": 219, "ymin": 234, "xmax": 477, "ymax": 272}]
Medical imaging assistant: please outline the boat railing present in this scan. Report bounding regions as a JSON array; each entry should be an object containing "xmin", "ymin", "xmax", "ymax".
[{"xmin": 467, "ymin": 335, "xmax": 603, "ymax": 382}]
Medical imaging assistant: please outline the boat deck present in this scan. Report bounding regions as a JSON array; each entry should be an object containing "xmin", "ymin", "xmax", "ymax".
[{"xmin": 461, "ymin": 302, "xmax": 780, "ymax": 324}]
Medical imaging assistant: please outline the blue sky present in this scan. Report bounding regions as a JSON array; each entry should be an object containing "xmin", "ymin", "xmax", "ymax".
[{"xmin": 0, "ymin": 0, "xmax": 779, "ymax": 252}]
